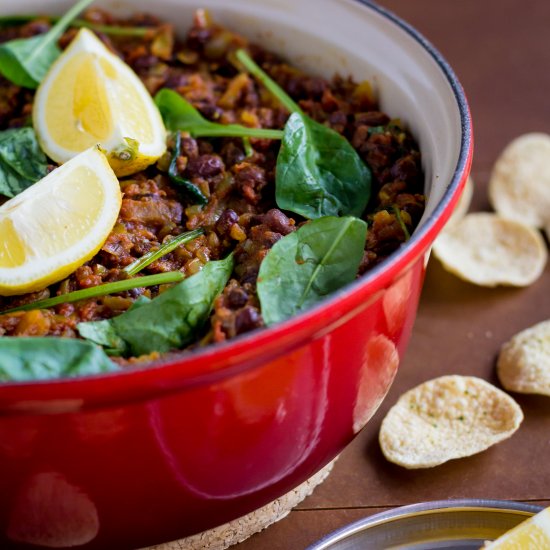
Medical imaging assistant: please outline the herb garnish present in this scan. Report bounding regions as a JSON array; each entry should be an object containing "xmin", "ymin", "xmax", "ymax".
[
  {"xmin": 0, "ymin": 0, "xmax": 95, "ymax": 88},
  {"xmin": 0, "ymin": 15, "xmax": 152, "ymax": 37},
  {"xmin": 257, "ymin": 216, "xmax": 367, "ymax": 325},
  {"xmin": 154, "ymin": 88, "xmax": 285, "ymax": 140},
  {"xmin": 168, "ymin": 132, "xmax": 208, "ymax": 205},
  {"xmin": 242, "ymin": 136, "xmax": 254, "ymax": 157},
  {"xmin": 235, "ymin": 49, "xmax": 372, "ymax": 220},
  {"xmin": 235, "ymin": 50, "xmax": 302, "ymax": 114},
  {"xmin": 3, "ymin": 271, "xmax": 185, "ymax": 314},
  {"xmin": 0, "ymin": 337, "xmax": 118, "ymax": 381},
  {"xmin": 78, "ymin": 254, "xmax": 234, "ymax": 356},
  {"xmin": 123, "ymin": 228, "xmax": 204, "ymax": 276},
  {"xmin": 392, "ymin": 206, "xmax": 410, "ymax": 241},
  {"xmin": 0, "ymin": 127, "xmax": 48, "ymax": 197},
  {"xmin": 277, "ymin": 111, "xmax": 372, "ymax": 218}
]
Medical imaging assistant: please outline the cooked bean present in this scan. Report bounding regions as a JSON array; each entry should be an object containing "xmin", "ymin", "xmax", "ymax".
[{"xmin": 0, "ymin": 10, "xmax": 423, "ymax": 350}]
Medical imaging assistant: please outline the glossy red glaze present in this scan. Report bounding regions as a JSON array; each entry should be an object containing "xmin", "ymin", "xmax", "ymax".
[
  {"xmin": 0, "ymin": 260, "xmax": 429, "ymax": 549},
  {"xmin": 0, "ymin": 2, "xmax": 473, "ymax": 548}
]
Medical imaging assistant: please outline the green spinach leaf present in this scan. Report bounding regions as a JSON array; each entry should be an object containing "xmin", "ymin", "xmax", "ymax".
[
  {"xmin": 155, "ymin": 89, "xmax": 284, "ymax": 140},
  {"xmin": 257, "ymin": 216, "xmax": 367, "ymax": 325},
  {"xmin": 76, "ymin": 320, "xmax": 128, "ymax": 356},
  {"xmin": 78, "ymin": 255, "xmax": 234, "ymax": 356},
  {"xmin": 168, "ymin": 132, "xmax": 208, "ymax": 205},
  {"xmin": 0, "ymin": 0, "xmax": 94, "ymax": 88},
  {"xmin": 77, "ymin": 294, "xmax": 152, "ymax": 355},
  {"xmin": 0, "ymin": 337, "xmax": 118, "ymax": 381},
  {"xmin": 235, "ymin": 49, "xmax": 372, "ymax": 219},
  {"xmin": 0, "ymin": 127, "xmax": 48, "ymax": 197},
  {"xmin": 276, "ymin": 112, "xmax": 371, "ymax": 218}
]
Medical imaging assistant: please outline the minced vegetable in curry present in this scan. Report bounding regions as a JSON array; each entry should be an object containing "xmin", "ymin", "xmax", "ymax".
[{"xmin": 0, "ymin": 7, "xmax": 425, "ymax": 377}]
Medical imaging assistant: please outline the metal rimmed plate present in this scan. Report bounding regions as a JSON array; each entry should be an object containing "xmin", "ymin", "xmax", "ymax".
[{"xmin": 306, "ymin": 500, "xmax": 543, "ymax": 550}]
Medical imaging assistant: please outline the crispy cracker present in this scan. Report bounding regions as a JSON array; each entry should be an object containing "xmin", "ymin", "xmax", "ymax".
[
  {"xmin": 379, "ymin": 375, "xmax": 523, "ymax": 469},
  {"xmin": 497, "ymin": 320, "xmax": 550, "ymax": 396},
  {"xmin": 489, "ymin": 133, "xmax": 550, "ymax": 228},
  {"xmin": 432, "ymin": 212, "xmax": 547, "ymax": 286}
]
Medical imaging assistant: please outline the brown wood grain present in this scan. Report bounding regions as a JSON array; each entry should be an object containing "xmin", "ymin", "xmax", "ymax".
[{"xmin": 238, "ymin": 1, "xmax": 550, "ymax": 548}]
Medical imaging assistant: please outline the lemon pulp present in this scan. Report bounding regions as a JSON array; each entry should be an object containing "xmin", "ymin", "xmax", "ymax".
[
  {"xmin": 485, "ymin": 506, "xmax": 550, "ymax": 549},
  {"xmin": 0, "ymin": 148, "xmax": 121, "ymax": 296},
  {"xmin": 33, "ymin": 29, "xmax": 166, "ymax": 176}
]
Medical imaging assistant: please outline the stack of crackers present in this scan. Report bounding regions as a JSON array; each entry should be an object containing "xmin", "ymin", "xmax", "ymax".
[{"xmin": 380, "ymin": 133, "xmax": 550, "ymax": 469}]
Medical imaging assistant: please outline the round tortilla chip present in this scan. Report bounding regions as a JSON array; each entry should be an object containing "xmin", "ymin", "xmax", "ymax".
[
  {"xmin": 379, "ymin": 375, "xmax": 523, "ymax": 469},
  {"xmin": 489, "ymin": 132, "xmax": 550, "ymax": 228},
  {"xmin": 446, "ymin": 175, "xmax": 474, "ymax": 228},
  {"xmin": 432, "ymin": 212, "xmax": 547, "ymax": 287},
  {"xmin": 497, "ymin": 320, "xmax": 550, "ymax": 396}
]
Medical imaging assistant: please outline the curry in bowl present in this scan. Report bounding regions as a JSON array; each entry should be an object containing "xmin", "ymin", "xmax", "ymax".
[{"xmin": 0, "ymin": 2, "xmax": 425, "ymax": 380}]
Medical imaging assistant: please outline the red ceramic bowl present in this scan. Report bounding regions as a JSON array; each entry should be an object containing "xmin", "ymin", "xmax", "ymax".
[{"xmin": 0, "ymin": 1, "xmax": 472, "ymax": 548}]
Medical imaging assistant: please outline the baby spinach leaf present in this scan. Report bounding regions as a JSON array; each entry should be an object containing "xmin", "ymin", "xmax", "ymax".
[
  {"xmin": 113, "ymin": 255, "xmax": 234, "ymax": 355},
  {"xmin": 78, "ymin": 255, "xmax": 234, "ymax": 356},
  {"xmin": 0, "ymin": 337, "xmax": 118, "ymax": 381},
  {"xmin": 257, "ymin": 216, "xmax": 367, "ymax": 325},
  {"xmin": 155, "ymin": 89, "xmax": 284, "ymax": 140},
  {"xmin": 168, "ymin": 132, "xmax": 208, "ymax": 205},
  {"xmin": 235, "ymin": 49, "xmax": 372, "ymax": 219},
  {"xmin": 76, "ymin": 320, "xmax": 129, "ymax": 356},
  {"xmin": 277, "ymin": 112, "xmax": 371, "ymax": 219},
  {"xmin": 77, "ymin": 296, "xmax": 151, "ymax": 355},
  {"xmin": 0, "ymin": 0, "xmax": 94, "ymax": 88},
  {"xmin": 0, "ymin": 127, "xmax": 48, "ymax": 197}
]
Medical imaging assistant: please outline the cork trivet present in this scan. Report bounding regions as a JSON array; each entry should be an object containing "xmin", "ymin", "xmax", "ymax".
[{"xmin": 143, "ymin": 458, "xmax": 336, "ymax": 550}]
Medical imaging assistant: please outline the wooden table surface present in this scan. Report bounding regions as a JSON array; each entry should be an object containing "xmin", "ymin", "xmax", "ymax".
[{"xmin": 238, "ymin": 1, "xmax": 550, "ymax": 548}]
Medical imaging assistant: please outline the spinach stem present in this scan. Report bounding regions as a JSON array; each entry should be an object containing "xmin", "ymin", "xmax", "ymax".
[
  {"xmin": 242, "ymin": 136, "xmax": 254, "ymax": 157},
  {"xmin": 392, "ymin": 206, "xmax": 410, "ymax": 241},
  {"xmin": 72, "ymin": 20, "xmax": 151, "ymax": 37},
  {"xmin": 236, "ymin": 48, "xmax": 303, "ymax": 115},
  {"xmin": 3, "ymin": 272, "xmax": 185, "ymax": 313},
  {"xmin": 124, "ymin": 229, "xmax": 204, "ymax": 276},
  {"xmin": 155, "ymin": 88, "xmax": 284, "ymax": 140},
  {"xmin": 0, "ymin": 15, "xmax": 151, "ymax": 37},
  {"xmin": 192, "ymin": 124, "xmax": 284, "ymax": 140},
  {"xmin": 43, "ymin": 0, "xmax": 95, "ymax": 45}
]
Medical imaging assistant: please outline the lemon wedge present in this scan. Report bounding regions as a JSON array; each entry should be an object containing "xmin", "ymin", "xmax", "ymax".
[
  {"xmin": 484, "ymin": 506, "xmax": 550, "ymax": 549},
  {"xmin": 0, "ymin": 147, "xmax": 121, "ymax": 296},
  {"xmin": 33, "ymin": 28, "xmax": 166, "ymax": 176}
]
